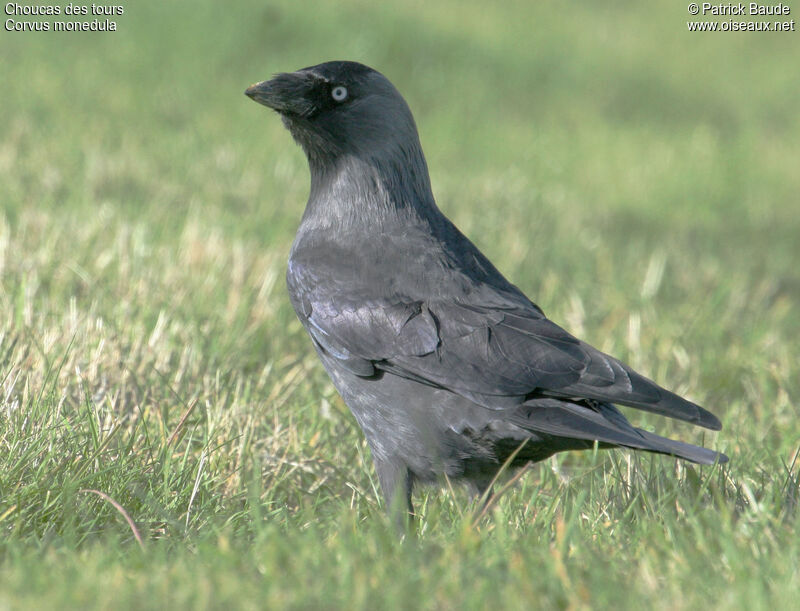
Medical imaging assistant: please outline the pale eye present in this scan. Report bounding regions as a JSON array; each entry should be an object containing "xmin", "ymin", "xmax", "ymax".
[{"xmin": 331, "ymin": 85, "xmax": 348, "ymax": 102}]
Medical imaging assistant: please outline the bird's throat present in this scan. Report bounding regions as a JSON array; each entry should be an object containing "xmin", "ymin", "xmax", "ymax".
[{"xmin": 303, "ymin": 148, "xmax": 439, "ymax": 231}]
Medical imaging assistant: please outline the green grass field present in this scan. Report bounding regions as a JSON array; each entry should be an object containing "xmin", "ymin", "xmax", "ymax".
[{"xmin": 2, "ymin": 0, "xmax": 799, "ymax": 608}]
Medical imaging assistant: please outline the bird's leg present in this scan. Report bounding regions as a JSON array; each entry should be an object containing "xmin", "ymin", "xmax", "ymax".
[
  {"xmin": 374, "ymin": 457, "xmax": 414, "ymax": 531},
  {"xmin": 471, "ymin": 477, "xmax": 495, "ymax": 509}
]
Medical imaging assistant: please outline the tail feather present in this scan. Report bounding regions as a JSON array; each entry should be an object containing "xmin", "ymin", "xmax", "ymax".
[
  {"xmin": 634, "ymin": 428, "xmax": 728, "ymax": 465},
  {"xmin": 546, "ymin": 343, "xmax": 723, "ymax": 431},
  {"xmin": 512, "ymin": 397, "xmax": 727, "ymax": 465}
]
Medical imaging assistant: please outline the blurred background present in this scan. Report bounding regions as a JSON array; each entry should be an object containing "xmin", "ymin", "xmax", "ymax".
[
  {"xmin": 1, "ymin": 0, "xmax": 799, "ymax": 606},
  {"xmin": 3, "ymin": 0, "xmax": 797, "ymax": 419}
]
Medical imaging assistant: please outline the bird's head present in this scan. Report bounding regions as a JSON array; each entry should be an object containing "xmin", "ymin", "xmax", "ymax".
[{"xmin": 246, "ymin": 61, "xmax": 421, "ymax": 166}]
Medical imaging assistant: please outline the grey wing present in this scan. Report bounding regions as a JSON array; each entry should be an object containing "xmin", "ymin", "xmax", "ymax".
[
  {"xmin": 301, "ymin": 295, "xmax": 440, "ymax": 377},
  {"xmin": 390, "ymin": 304, "xmax": 721, "ymax": 430},
  {"xmin": 288, "ymin": 252, "xmax": 721, "ymax": 431}
]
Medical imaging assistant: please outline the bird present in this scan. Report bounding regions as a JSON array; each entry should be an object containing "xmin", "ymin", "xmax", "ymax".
[{"xmin": 245, "ymin": 61, "xmax": 727, "ymax": 521}]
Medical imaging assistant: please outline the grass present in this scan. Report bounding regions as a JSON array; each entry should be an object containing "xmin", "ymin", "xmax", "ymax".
[{"xmin": 1, "ymin": 0, "xmax": 799, "ymax": 608}]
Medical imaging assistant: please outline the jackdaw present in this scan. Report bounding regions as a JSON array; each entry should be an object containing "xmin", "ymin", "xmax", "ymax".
[{"xmin": 245, "ymin": 61, "xmax": 727, "ymax": 519}]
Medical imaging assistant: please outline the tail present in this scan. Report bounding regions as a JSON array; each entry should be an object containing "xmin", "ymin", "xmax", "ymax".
[
  {"xmin": 512, "ymin": 397, "xmax": 728, "ymax": 465},
  {"xmin": 632, "ymin": 428, "xmax": 727, "ymax": 464}
]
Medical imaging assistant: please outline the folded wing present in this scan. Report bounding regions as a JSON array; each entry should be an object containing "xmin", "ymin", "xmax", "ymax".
[{"xmin": 290, "ymin": 264, "xmax": 721, "ymax": 431}]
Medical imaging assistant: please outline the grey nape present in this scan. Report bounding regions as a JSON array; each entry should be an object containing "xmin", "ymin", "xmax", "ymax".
[{"xmin": 245, "ymin": 61, "xmax": 727, "ymax": 525}]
